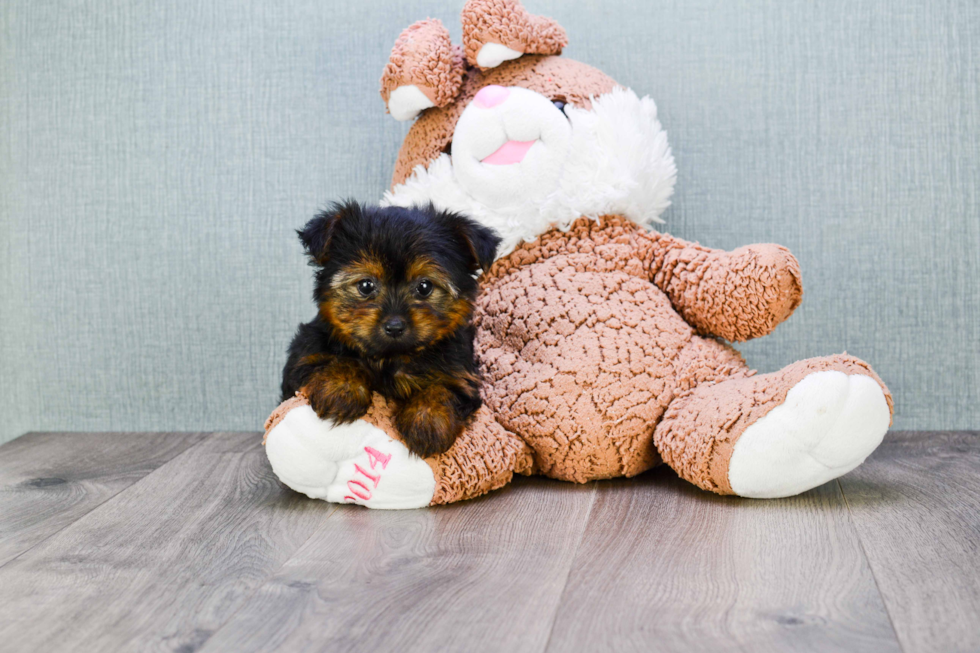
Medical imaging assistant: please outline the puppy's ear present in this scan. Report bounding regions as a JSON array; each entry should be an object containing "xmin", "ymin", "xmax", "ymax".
[
  {"xmin": 439, "ymin": 209, "xmax": 501, "ymax": 273},
  {"xmin": 298, "ymin": 201, "xmax": 359, "ymax": 265}
]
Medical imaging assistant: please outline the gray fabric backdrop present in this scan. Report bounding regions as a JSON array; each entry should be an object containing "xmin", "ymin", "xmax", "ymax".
[{"xmin": 1, "ymin": 0, "xmax": 977, "ymax": 444}]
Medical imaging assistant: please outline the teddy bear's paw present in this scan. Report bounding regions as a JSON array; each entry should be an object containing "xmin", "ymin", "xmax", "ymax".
[
  {"xmin": 728, "ymin": 371, "xmax": 890, "ymax": 498},
  {"xmin": 264, "ymin": 404, "xmax": 436, "ymax": 509}
]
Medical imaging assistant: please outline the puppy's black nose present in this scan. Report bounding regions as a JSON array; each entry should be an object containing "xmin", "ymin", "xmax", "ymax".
[{"xmin": 383, "ymin": 317, "xmax": 407, "ymax": 338}]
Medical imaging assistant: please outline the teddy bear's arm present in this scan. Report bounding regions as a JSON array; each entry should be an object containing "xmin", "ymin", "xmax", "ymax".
[
  {"xmin": 643, "ymin": 232, "xmax": 803, "ymax": 342},
  {"xmin": 264, "ymin": 395, "xmax": 535, "ymax": 508},
  {"xmin": 424, "ymin": 406, "xmax": 537, "ymax": 505}
]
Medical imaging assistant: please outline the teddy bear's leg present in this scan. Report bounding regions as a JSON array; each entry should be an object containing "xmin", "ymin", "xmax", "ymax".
[
  {"xmin": 654, "ymin": 354, "xmax": 893, "ymax": 498},
  {"xmin": 263, "ymin": 395, "xmax": 436, "ymax": 509},
  {"xmin": 263, "ymin": 395, "xmax": 533, "ymax": 509}
]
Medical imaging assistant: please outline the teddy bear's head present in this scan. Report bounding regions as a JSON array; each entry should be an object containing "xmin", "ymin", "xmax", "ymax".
[{"xmin": 380, "ymin": 0, "xmax": 677, "ymax": 258}]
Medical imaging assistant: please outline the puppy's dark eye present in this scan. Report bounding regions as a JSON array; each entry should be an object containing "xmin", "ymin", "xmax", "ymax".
[
  {"xmin": 552, "ymin": 100, "xmax": 566, "ymax": 114},
  {"xmin": 416, "ymin": 279, "xmax": 433, "ymax": 297},
  {"xmin": 356, "ymin": 279, "xmax": 376, "ymax": 297}
]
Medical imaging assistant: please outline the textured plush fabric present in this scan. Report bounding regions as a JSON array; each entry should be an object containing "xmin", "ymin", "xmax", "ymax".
[
  {"xmin": 651, "ymin": 241, "xmax": 803, "ymax": 342},
  {"xmin": 384, "ymin": 85, "xmax": 676, "ymax": 257},
  {"xmin": 1, "ymin": 0, "xmax": 978, "ymax": 445},
  {"xmin": 261, "ymin": 214, "xmax": 887, "ymax": 502},
  {"xmin": 461, "ymin": 0, "xmax": 567, "ymax": 68},
  {"xmin": 391, "ymin": 56, "xmax": 616, "ymax": 187},
  {"xmin": 475, "ymin": 215, "xmax": 761, "ymax": 482},
  {"xmin": 379, "ymin": 19, "xmax": 465, "ymax": 110},
  {"xmin": 655, "ymin": 354, "xmax": 893, "ymax": 494}
]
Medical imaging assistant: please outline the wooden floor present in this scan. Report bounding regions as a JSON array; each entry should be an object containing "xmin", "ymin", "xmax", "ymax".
[{"xmin": 0, "ymin": 431, "xmax": 977, "ymax": 652}]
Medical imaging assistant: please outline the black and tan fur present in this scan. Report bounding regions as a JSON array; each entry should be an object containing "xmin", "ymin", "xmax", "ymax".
[{"xmin": 281, "ymin": 201, "xmax": 500, "ymax": 458}]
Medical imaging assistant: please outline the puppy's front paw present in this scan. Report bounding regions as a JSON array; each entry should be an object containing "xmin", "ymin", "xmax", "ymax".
[
  {"xmin": 306, "ymin": 383, "xmax": 371, "ymax": 423},
  {"xmin": 304, "ymin": 362, "xmax": 372, "ymax": 424},
  {"xmin": 394, "ymin": 385, "xmax": 464, "ymax": 458}
]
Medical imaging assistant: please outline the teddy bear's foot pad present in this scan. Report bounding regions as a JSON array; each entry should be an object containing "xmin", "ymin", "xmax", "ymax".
[
  {"xmin": 265, "ymin": 405, "xmax": 436, "ymax": 509},
  {"xmin": 728, "ymin": 371, "xmax": 890, "ymax": 498}
]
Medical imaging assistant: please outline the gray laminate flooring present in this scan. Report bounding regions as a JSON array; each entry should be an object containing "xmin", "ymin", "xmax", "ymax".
[{"xmin": 0, "ymin": 431, "xmax": 977, "ymax": 653}]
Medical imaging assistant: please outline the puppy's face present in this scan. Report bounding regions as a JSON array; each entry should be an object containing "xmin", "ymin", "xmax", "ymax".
[
  {"xmin": 323, "ymin": 252, "xmax": 471, "ymax": 356},
  {"xmin": 300, "ymin": 202, "xmax": 500, "ymax": 357}
]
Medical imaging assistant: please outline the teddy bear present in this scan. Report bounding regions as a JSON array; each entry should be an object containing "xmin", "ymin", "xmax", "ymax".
[{"xmin": 262, "ymin": 0, "xmax": 893, "ymax": 509}]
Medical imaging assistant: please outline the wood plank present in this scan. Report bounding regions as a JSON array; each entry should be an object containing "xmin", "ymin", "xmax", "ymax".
[
  {"xmin": 0, "ymin": 431, "xmax": 208, "ymax": 567},
  {"xmin": 839, "ymin": 431, "xmax": 980, "ymax": 653},
  {"xmin": 199, "ymin": 477, "xmax": 597, "ymax": 653},
  {"xmin": 546, "ymin": 468, "xmax": 901, "ymax": 653},
  {"xmin": 0, "ymin": 431, "xmax": 333, "ymax": 653}
]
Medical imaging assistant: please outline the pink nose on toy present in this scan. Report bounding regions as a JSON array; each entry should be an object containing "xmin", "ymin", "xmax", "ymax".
[{"xmin": 473, "ymin": 85, "xmax": 510, "ymax": 109}]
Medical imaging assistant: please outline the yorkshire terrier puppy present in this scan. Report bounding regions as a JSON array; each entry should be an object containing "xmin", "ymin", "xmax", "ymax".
[{"xmin": 281, "ymin": 201, "xmax": 501, "ymax": 458}]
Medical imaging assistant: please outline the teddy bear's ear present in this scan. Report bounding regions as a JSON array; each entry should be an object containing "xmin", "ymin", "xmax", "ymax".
[
  {"xmin": 379, "ymin": 19, "xmax": 466, "ymax": 122},
  {"xmin": 461, "ymin": 0, "xmax": 568, "ymax": 69}
]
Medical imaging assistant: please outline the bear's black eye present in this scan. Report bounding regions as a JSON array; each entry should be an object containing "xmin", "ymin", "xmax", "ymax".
[
  {"xmin": 356, "ymin": 279, "xmax": 376, "ymax": 297},
  {"xmin": 552, "ymin": 100, "xmax": 566, "ymax": 114},
  {"xmin": 416, "ymin": 279, "xmax": 433, "ymax": 297}
]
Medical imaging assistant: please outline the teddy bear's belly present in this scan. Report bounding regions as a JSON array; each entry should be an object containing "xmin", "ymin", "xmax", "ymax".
[{"xmin": 476, "ymin": 260, "xmax": 745, "ymax": 482}]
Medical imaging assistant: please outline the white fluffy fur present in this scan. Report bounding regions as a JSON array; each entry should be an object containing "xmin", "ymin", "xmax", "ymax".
[
  {"xmin": 382, "ymin": 87, "xmax": 677, "ymax": 258},
  {"xmin": 450, "ymin": 86, "xmax": 572, "ymax": 210}
]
